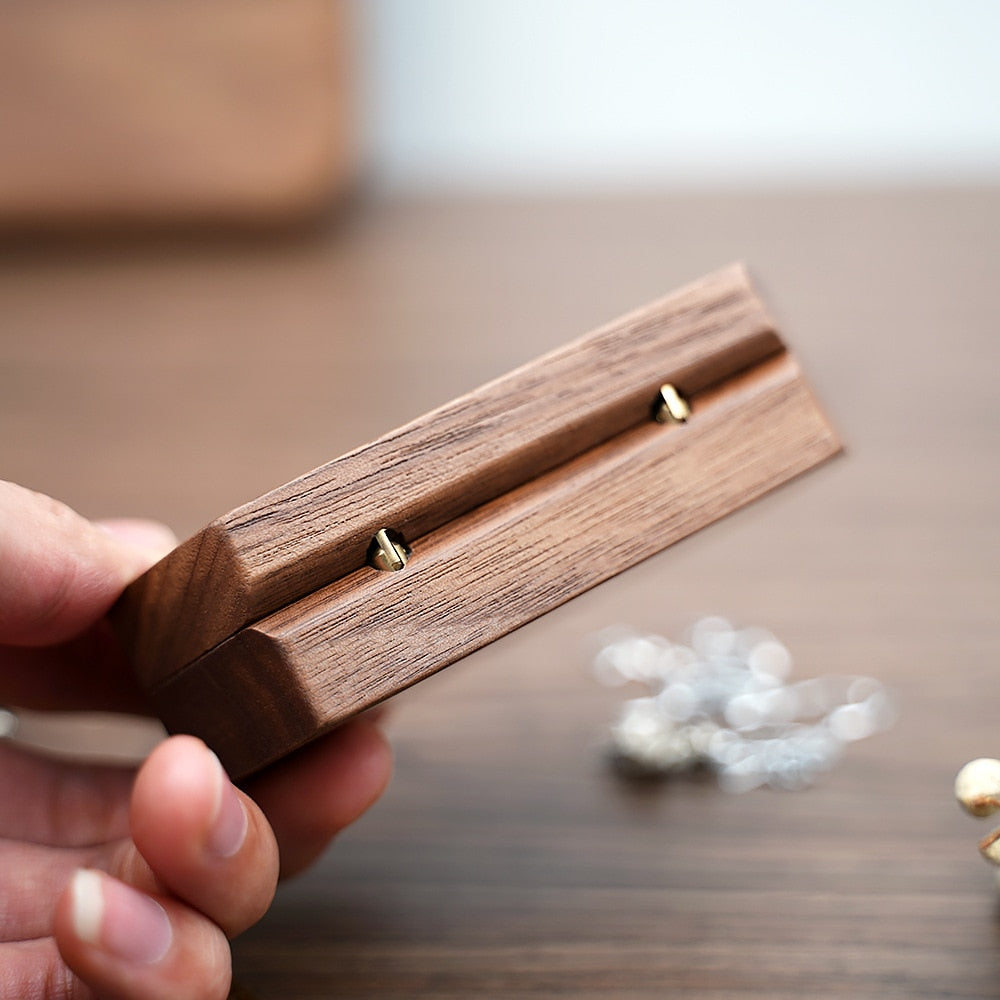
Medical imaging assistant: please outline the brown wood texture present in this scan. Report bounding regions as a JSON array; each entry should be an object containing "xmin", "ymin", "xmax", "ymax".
[
  {"xmin": 0, "ymin": 1, "xmax": 355, "ymax": 229},
  {"xmin": 3, "ymin": 189, "xmax": 1000, "ymax": 998},
  {"xmin": 115, "ymin": 263, "xmax": 786, "ymax": 693},
  {"xmin": 154, "ymin": 351, "xmax": 839, "ymax": 778}
]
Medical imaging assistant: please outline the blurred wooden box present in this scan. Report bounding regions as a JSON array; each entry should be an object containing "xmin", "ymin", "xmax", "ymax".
[{"xmin": 0, "ymin": 1, "xmax": 356, "ymax": 229}]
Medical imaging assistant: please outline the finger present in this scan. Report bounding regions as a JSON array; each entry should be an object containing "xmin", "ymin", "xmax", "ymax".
[
  {"xmin": 0, "ymin": 938, "xmax": 93, "ymax": 1000},
  {"xmin": 125, "ymin": 735, "xmax": 278, "ymax": 938},
  {"xmin": 0, "ymin": 620, "xmax": 151, "ymax": 713},
  {"xmin": 0, "ymin": 839, "xmax": 87, "ymax": 943},
  {"xmin": 54, "ymin": 869, "xmax": 231, "ymax": 1000},
  {"xmin": 0, "ymin": 742, "xmax": 133, "ymax": 846},
  {"xmin": 0, "ymin": 480, "xmax": 175, "ymax": 648},
  {"xmin": 247, "ymin": 717, "xmax": 393, "ymax": 878}
]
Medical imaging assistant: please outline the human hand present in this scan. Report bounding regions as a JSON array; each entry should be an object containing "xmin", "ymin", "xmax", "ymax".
[{"xmin": 0, "ymin": 480, "xmax": 393, "ymax": 999}]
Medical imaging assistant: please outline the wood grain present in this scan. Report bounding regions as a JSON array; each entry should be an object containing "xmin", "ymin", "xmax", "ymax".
[
  {"xmin": 114, "ymin": 263, "xmax": 784, "ymax": 690},
  {"xmin": 150, "ymin": 349, "xmax": 839, "ymax": 777}
]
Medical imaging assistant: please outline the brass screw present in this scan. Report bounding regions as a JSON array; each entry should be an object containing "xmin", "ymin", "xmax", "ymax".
[
  {"xmin": 654, "ymin": 383, "xmax": 691, "ymax": 424},
  {"xmin": 367, "ymin": 528, "xmax": 411, "ymax": 572}
]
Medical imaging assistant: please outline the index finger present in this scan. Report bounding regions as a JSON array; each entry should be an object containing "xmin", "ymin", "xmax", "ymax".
[{"xmin": 0, "ymin": 481, "xmax": 173, "ymax": 647}]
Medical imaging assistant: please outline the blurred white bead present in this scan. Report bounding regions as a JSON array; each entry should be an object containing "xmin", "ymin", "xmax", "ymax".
[
  {"xmin": 759, "ymin": 685, "xmax": 801, "ymax": 726},
  {"xmin": 826, "ymin": 702, "xmax": 875, "ymax": 742},
  {"xmin": 718, "ymin": 756, "xmax": 767, "ymax": 793},
  {"xmin": 847, "ymin": 676, "xmax": 883, "ymax": 703},
  {"xmin": 594, "ymin": 619, "xmax": 894, "ymax": 792},
  {"xmin": 724, "ymin": 692, "xmax": 766, "ymax": 731},
  {"xmin": 690, "ymin": 616, "xmax": 736, "ymax": 658},
  {"xmin": 747, "ymin": 638, "xmax": 793, "ymax": 681},
  {"xmin": 861, "ymin": 689, "xmax": 896, "ymax": 732},
  {"xmin": 657, "ymin": 682, "xmax": 698, "ymax": 722}
]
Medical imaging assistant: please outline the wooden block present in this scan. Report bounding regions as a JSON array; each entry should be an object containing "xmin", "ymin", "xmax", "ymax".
[
  {"xmin": 112, "ymin": 265, "xmax": 841, "ymax": 777},
  {"xmin": 0, "ymin": 1, "xmax": 355, "ymax": 229}
]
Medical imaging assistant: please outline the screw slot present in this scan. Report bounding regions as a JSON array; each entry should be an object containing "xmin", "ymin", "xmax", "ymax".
[
  {"xmin": 367, "ymin": 528, "xmax": 411, "ymax": 572},
  {"xmin": 654, "ymin": 383, "xmax": 690, "ymax": 425}
]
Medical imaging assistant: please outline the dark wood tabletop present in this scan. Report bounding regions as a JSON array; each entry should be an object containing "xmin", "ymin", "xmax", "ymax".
[{"xmin": 3, "ymin": 188, "xmax": 999, "ymax": 998}]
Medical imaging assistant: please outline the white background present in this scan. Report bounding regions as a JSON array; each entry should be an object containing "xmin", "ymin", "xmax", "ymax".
[{"xmin": 362, "ymin": 0, "xmax": 1000, "ymax": 191}]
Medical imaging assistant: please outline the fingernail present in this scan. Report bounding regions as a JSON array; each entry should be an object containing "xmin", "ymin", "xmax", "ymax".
[
  {"xmin": 206, "ymin": 748, "xmax": 248, "ymax": 859},
  {"xmin": 71, "ymin": 869, "xmax": 172, "ymax": 965},
  {"xmin": 96, "ymin": 519, "xmax": 178, "ymax": 560}
]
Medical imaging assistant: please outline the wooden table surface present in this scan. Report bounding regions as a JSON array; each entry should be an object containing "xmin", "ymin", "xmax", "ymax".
[{"xmin": 2, "ymin": 189, "xmax": 999, "ymax": 998}]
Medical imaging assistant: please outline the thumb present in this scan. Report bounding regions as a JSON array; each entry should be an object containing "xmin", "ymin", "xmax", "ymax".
[{"xmin": 0, "ymin": 481, "xmax": 176, "ymax": 647}]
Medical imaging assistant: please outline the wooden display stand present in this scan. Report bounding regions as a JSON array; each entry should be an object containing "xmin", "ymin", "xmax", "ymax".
[{"xmin": 113, "ymin": 265, "xmax": 841, "ymax": 777}]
